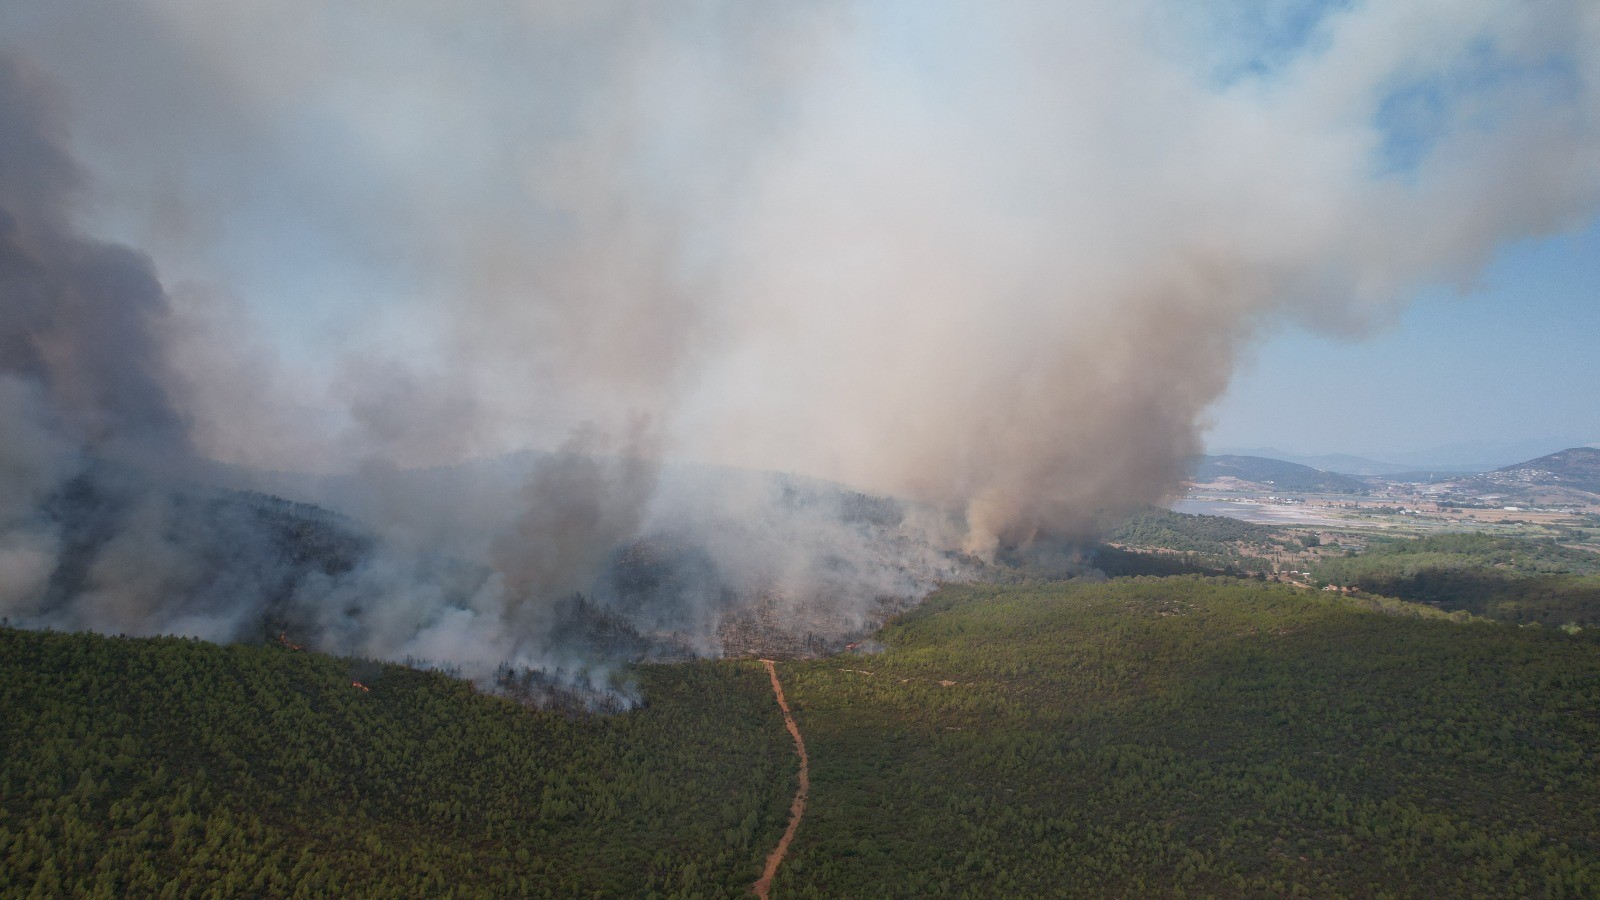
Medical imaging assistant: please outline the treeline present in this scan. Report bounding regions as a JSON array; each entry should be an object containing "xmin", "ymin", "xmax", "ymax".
[
  {"xmin": 1312, "ymin": 533, "xmax": 1600, "ymax": 627},
  {"xmin": 773, "ymin": 578, "xmax": 1600, "ymax": 897},
  {"xmin": 0, "ymin": 628, "xmax": 794, "ymax": 897},
  {"xmin": 1332, "ymin": 532, "xmax": 1600, "ymax": 576}
]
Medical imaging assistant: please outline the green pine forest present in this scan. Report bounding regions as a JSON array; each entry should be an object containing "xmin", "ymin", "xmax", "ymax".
[
  {"xmin": 4, "ymin": 526, "xmax": 1600, "ymax": 897},
  {"xmin": 1309, "ymin": 533, "xmax": 1600, "ymax": 627},
  {"xmin": 772, "ymin": 579, "xmax": 1599, "ymax": 897},
  {"xmin": 0, "ymin": 632, "xmax": 795, "ymax": 897}
]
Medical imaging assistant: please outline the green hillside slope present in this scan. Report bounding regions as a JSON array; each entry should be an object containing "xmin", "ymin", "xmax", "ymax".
[
  {"xmin": 0, "ymin": 630, "xmax": 793, "ymax": 898},
  {"xmin": 1105, "ymin": 507, "xmax": 1296, "ymax": 573}
]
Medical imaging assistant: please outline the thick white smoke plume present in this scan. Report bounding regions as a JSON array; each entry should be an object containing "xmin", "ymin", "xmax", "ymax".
[{"xmin": 1, "ymin": 2, "xmax": 1598, "ymax": 687}]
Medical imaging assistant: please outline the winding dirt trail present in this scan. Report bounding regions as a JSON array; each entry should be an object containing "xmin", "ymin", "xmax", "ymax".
[{"xmin": 753, "ymin": 659, "xmax": 808, "ymax": 899}]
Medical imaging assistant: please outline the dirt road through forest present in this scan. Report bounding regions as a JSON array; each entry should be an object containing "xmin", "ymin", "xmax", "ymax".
[{"xmin": 753, "ymin": 659, "xmax": 808, "ymax": 899}]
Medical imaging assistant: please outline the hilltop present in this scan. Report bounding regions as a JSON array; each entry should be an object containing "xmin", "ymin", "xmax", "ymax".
[
  {"xmin": 1191, "ymin": 455, "xmax": 1369, "ymax": 494},
  {"xmin": 1461, "ymin": 446, "xmax": 1600, "ymax": 497}
]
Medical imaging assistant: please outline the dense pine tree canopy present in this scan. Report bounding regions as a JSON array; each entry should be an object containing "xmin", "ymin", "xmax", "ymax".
[
  {"xmin": 4, "ymin": 569, "xmax": 1598, "ymax": 897},
  {"xmin": 0, "ymin": 631, "xmax": 794, "ymax": 897}
]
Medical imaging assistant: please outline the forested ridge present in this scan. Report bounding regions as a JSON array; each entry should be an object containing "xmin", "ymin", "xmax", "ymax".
[{"xmin": 0, "ymin": 629, "xmax": 794, "ymax": 897}]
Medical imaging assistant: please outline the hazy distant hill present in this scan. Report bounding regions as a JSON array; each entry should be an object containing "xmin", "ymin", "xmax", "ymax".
[
  {"xmin": 1192, "ymin": 455, "xmax": 1368, "ymax": 493},
  {"xmin": 1452, "ymin": 447, "xmax": 1600, "ymax": 500},
  {"xmin": 1195, "ymin": 445, "xmax": 1600, "ymax": 499},
  {"xmin": 30, "ymin": 463, "xmax": 374, "ymax": 637},
  {"xmin": 1486, "ymin": 447, "xmax": 1600, "ymax": 494},
  {"xmin": 1284, "ymin": 453, "xmax": 1414, "ymax": 476},
  {"xmin": 1215, "ymin": 448, "xmax": 1413, "ymax": 476},
  {"xmin": 1214, "ymin": 438, "xmax": 1600, "ymax": 474},
  {"xmin": 1378, "ymin": 438, "xmax": 1600, "ymax": 473}
]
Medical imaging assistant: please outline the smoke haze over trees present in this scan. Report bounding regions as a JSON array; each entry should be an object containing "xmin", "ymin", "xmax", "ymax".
[{"xmin": 2, "ymin": 2, "xmax": 1599, "ymax": 677}]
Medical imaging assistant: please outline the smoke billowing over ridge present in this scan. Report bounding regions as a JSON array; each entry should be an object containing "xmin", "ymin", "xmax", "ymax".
[{"xmin": 2, "ymin": 2, "xmax": 1599, "ymax": 689}]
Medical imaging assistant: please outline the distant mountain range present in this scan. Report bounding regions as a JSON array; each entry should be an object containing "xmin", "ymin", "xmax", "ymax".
[
  {"xmin": 1215, "ymin": 437, "xmax": 1600, "ymax": 475},
  {"xmin": 1189, "ymin": 447, "xmax": 1600, "ymax": 504}
]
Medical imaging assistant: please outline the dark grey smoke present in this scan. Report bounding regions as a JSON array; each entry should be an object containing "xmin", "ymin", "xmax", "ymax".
[
  {"xmin": 0, "ymin": 57, "xmax": 186, "ymax": 455},
  {"xmin": 491, "ymin": 419, "xmax": 663, "ymax": 632},
  {"xmin": 0, "ymin": 55, "xmax": 202, "ymax": 633}
]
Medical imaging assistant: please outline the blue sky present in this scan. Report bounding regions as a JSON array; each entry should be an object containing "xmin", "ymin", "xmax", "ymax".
[
  {"xmin": 1198, "ymin": 0, "xmax": 1599, "ymax": 462},
  {"xmin": 1206, "ymin": 213, "xmax": 1600, "ymax": 459}
]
